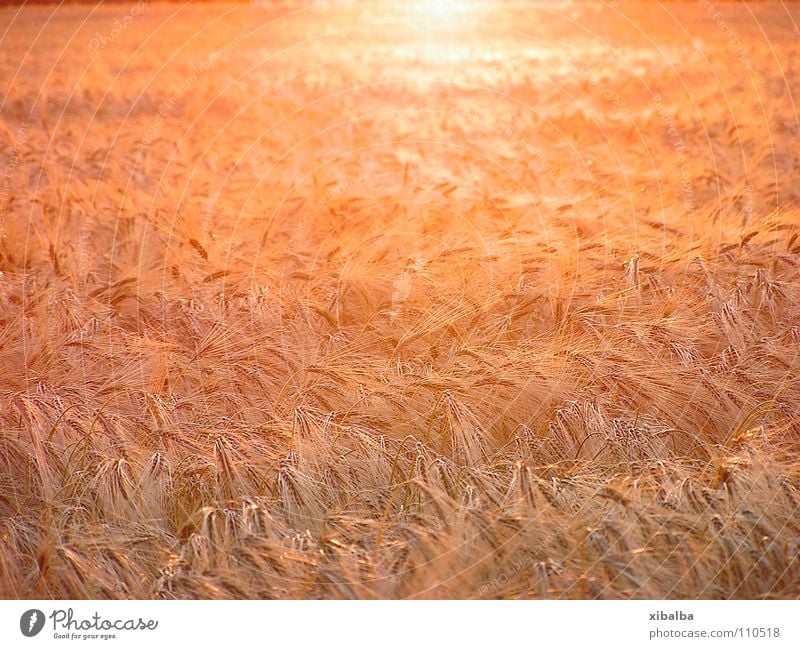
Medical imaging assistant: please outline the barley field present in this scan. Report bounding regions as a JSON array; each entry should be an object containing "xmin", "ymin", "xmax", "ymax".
[{"xmin": 1, "ymin": 0, "xmax": 800, "ymax": 599}]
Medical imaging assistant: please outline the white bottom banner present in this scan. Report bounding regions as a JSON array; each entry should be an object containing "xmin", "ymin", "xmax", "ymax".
[{"xmin": 2, "ymin": 600, "xmax": 797, "ymax": 649}]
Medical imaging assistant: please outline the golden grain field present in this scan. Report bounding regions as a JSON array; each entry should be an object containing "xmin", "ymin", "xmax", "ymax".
[{"xmin": 1, "ymin": 0, "xmax": 800, "ymax": 599}]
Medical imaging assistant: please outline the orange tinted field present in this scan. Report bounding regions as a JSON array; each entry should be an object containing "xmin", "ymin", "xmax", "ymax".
[{"xmin": 1, "ymin": 1, "xmax": 800, "ymax": 598}]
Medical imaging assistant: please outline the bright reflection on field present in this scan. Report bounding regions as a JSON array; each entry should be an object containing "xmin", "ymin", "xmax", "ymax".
[{"xmin": 405, "ymin": 0, "xmax": 479, "ymax": 21}]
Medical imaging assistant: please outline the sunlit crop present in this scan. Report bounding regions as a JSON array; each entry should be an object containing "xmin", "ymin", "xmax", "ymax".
[{"xmin": 1, "ymin": 1, "xmax": 799, "ymax": 599}]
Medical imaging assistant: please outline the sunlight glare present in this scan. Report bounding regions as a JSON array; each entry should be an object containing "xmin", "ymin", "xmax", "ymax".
[{"xmin": 407, "ymin": 0, "xmax": 476, "ymax": 21}]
